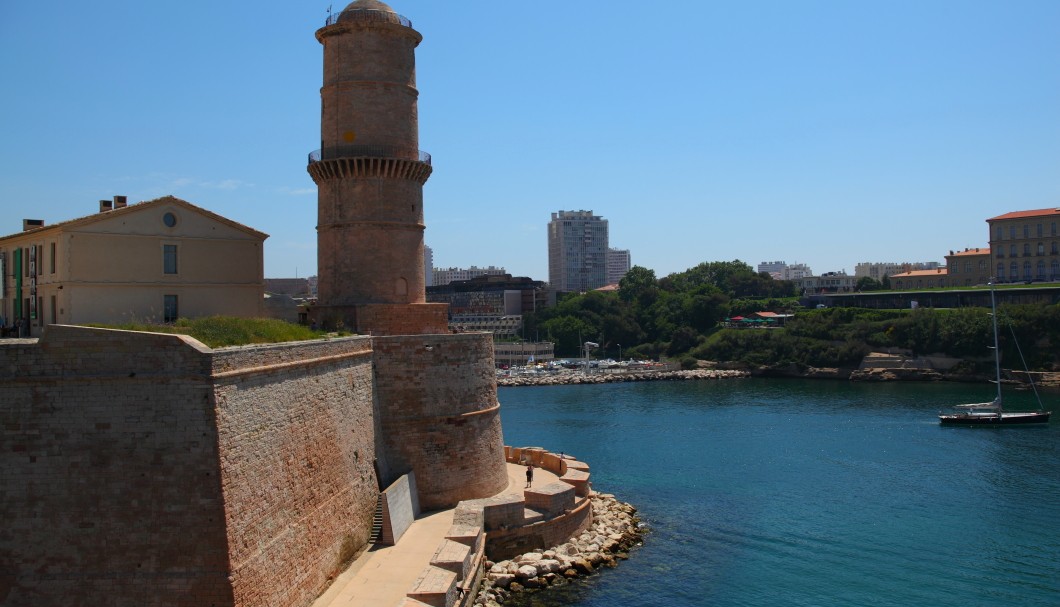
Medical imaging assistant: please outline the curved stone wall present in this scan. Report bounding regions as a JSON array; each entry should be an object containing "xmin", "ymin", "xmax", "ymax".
[{"xmin": 373, "ymin": 332, "xmax": 509, "ymax": 510}]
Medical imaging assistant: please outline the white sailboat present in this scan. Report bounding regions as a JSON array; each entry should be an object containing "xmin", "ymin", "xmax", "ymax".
[{"xmin": 938, "ymin": 283, "xmax": 1051, "ymax": 426}]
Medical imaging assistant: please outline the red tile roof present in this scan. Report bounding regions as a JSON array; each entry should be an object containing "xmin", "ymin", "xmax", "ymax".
[
  {"xmin": 949, "ymin": 247, "xmax": 990, "ymax": 257},
  {"xmin": 891, "ymin": 269, "xmax": 949, "ymax": 278},
  {"xmin": 987, "ymin": 208, "xmax": 1060, "ymax": 222}
]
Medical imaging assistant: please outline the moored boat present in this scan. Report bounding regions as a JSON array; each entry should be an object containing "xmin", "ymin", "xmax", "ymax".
[{"xmin": 938, "ymin": 284, "xmax": 1051, "ymax": 427}]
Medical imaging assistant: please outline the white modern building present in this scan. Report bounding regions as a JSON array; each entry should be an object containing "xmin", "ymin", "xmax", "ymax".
[
  {"xmin": 548, "ymin": 210, "xmax": 609, "ymax": 292},
  {"xmin": 782, "ymin": 263, "xmax": 813, "ymax": 281},
  {"xmin": 794, "ymin": 271, "xmax": 857, "ymax": 294},
  {"xmin": 431, "ymin": 265, "xmax": 507, "ymax": 286},
  {"xmin": 757, "ymin": 261, "xmax": 787, "ymax": 278}
]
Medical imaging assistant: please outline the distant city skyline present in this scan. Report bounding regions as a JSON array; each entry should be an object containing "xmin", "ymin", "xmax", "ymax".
[{"xmin": 1, "ymin": 2, "xmax": 1057, "ymax": 281}]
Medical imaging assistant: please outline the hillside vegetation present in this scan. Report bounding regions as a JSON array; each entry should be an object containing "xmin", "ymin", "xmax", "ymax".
[{"xmin": 525, "ymin": 261, "xmax": 1060, "ymax": 371}]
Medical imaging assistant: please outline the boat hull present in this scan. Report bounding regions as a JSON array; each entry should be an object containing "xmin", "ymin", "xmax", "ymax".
[{"xmin": 938, "ymin": 411, "xmax": 1051, "ymax": 426}]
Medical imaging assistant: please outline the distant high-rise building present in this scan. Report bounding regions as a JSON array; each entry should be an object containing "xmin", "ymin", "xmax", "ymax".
[
  {"xmin": 424, "ymin": 245, "xmax": 434, "ymax": 286},
  {"xmin": 548, "ymin": 210, "xmax": 609, "ymax": 292},
  {"xmin": 758, "ymin": 261, "xmax": 787, "ymax": 277},
  {"xmin": 606, "ymin": 248, "xmax": 631, "ymax": 285},
  {"xmin": 432, "ymin": 265, "xmax": 507, "ymax": 286}
]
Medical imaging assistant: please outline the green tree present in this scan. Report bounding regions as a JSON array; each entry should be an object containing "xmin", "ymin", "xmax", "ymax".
[{"xmin": 856, "ymin": 276, "xmax": 883, "ymax": 292}]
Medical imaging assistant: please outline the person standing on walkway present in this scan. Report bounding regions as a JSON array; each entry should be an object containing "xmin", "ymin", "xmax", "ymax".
[{"xmin": 525, "ymin": 463, "xmax": 534, "ymax": 488}]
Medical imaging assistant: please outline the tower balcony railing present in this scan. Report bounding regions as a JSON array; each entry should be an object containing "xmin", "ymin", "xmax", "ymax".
[
  {"xmin": 308, "ymin": 145, "xmax": 431, "ymax": 166},
  {"xmin": 325, "ymin": 9, "xmax": 412, "ymax": 28}
]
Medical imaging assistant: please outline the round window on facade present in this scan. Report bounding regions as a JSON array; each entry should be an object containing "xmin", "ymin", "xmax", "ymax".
[{"xmin": 163, "ymin": 212, "xmax": 177, "ymax": 227}]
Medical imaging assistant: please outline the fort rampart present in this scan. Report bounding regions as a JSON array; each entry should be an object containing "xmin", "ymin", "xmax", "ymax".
[
  {"xmin": 373, "ymin": 332, "xmax": 509, "ymax": 510},
  {"xmin": 0, "ymin": 325, "xmax": 511, "ymax": 607}
]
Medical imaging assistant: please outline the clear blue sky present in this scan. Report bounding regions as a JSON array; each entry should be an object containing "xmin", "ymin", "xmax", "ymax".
[{"xmin": 2, "ymin": 1, "xmax": 1058, "ymax": 281}]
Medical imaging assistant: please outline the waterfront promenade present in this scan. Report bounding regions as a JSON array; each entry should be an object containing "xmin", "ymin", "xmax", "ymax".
[{"xmin": 310, "ymin": 463, "xmax": 559, "ymax": 607}]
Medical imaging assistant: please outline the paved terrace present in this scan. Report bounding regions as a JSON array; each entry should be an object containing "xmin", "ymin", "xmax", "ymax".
[{"xmin": 311, "ymin": 463, "xmax": 558, "ymax": 607}]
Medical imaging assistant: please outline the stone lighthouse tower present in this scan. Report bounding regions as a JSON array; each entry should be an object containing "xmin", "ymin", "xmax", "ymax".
[
  {"xmin": 308, "ymin": 1, "xmax": 509, "ymax": 511},
  {"xmin": 308, "ymin": 0, "xmax": 447, "ymax": 335}
]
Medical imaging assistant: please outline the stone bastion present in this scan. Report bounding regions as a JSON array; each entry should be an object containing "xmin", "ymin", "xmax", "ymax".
[{"xmin": 0, "ymin": 324, "xmax": 508, "ymax": 607}]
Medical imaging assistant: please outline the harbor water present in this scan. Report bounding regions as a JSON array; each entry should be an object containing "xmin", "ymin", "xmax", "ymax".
[{"xmin": 498, "ymin": 378, "xmax": 1060, "ymax": 607}]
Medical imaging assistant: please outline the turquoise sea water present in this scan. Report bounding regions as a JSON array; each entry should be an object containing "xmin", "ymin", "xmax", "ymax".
[{"xmin": 497, "ymin": 379, "xmax": 1060, "ymax": 607}]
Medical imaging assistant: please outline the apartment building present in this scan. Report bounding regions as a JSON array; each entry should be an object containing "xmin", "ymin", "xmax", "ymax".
[
  {"xmin": 606, "ymin": 248, "xmax": 631, "ymax": 285},
  {"xmin": 548, "ymin": 210, "xmax": 609, "ymax": 292}
]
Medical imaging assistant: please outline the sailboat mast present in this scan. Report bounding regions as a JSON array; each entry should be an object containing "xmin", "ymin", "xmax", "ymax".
[{"xmin": 990, "ymin": 283, "xmax": 1002, "ymax": 404}]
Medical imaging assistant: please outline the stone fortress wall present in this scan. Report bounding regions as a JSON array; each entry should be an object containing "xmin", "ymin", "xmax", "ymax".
[
  {"xmin": 0, "ymin": 325, "xmax": 511, "ymax": 607},
  {"xmin": 373, "ymin": 333, "xmax": 509, "ymax": 510},
  {"xmin": 1, "ymin": 325, "xmax": 235, "ymax": 607}
]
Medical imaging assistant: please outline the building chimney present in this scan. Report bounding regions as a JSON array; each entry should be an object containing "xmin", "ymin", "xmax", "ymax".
[
  {"xmin": 100, "ymin": 199, "xmax": 113, "ymax": 212},
  {"xmin": 113, "ymin": 195, "xmax": 128, "ymax": 209},
  {"xmin": 23, "ymin": 219, "xmax": 45, "ymax": 231}
]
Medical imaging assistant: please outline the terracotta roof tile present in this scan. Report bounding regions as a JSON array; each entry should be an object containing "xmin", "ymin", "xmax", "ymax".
[{"xmin": 987, "ymin": 208, "xmax": 1060, "ymax": 222}]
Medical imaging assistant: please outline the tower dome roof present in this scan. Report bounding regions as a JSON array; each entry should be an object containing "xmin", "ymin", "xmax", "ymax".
[
  {"xmin": 340, "ymin": 0, "xmax": 396, "ymax": 16},
  {"xmin": 336, "ymin": 0, "xmax": 412, "ymax": 27}
]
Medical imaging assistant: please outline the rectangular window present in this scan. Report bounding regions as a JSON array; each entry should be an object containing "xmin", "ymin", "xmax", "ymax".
[
  {"xmin": 163, "ymin": 244, "xmax": 178, "ymax": 274},
  {"xmin": 50, "ymin": 242, "xmax": 56, "ymax": 274},
  {"xmin": 1038, "ymin": 223, "xmax": 1043, "ymax": 237},
  {"xmin": 50, "ymin": 295, "xmax": 56, "ymax": 325},
  {"xmin": 35, "ymin": 246, "xmax": 42, "ymax": 276},
  {"xmin": 163, "ymin": 294, "xmax": 178, "ymax": 323}
]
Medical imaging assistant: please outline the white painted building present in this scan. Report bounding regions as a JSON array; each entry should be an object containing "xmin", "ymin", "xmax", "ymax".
[
  {"xmin": 782, "ymin": 263, "xmax": 813, "ymax": 281},
  {"xmin": 432, "ymin": 265, "xmax": 507, "ymax": 286}
]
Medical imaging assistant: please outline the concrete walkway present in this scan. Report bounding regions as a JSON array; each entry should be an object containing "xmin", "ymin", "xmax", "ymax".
[{"xmin": 311, "ymin": 463, "xmax": 558, "ymax": 607}]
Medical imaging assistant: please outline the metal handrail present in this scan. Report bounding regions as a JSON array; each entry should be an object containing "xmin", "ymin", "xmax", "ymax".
[
  {"xmin": 325, "ymin": 8, "xmax": 412, "ymax": 28},
  {"xmin": 308, "ymin": 146, "xmax": 431, "ymax": 166}
]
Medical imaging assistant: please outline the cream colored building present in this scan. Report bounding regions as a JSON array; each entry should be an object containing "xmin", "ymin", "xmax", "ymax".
[
  {"xmin": 987, "ymin": 208, "xmax": 1060, "ymax": 283},
  {"xmin": 890, "ymin": 268, "xmax": 948, "ymax": 290},
  {"xmin": 0, "ymin": 196, "xmax": 267, "ymax": 337},
  {"xmin": 944, "ymin": 247, "xmax": 991, "ymax": 287}
]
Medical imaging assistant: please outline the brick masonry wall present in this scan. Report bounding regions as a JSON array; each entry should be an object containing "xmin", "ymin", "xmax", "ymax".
[
  {"xmin": 0, "ymin": 328, "xmax": 383, "ymax": 607},
  {"xmin": 311, "ymin": 302, "xmax": 449, "ymax": 335},
  {"xmin": 372, "ymin": 333, "xmax": 508, "ymax": 510},
  {"xmin": 0, "ymin": 326, "xmax": 233, "ymax": 607},
  {"xmin": 210, "ymin": 336, "xmax": 379, "ymax": 607}
]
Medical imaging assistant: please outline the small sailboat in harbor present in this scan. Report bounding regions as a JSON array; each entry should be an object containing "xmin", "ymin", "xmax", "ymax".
[{"xmin": 938, "ymin": 284, "xmax": 1051, "ymax": 426}]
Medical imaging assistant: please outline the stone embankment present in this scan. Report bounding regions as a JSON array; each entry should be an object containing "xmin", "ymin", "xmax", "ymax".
[
  {"xmin": 473, "ymin": 493, "xmax": 642, "ymax": 607},
  {"xmin": 497, "ymin": 368, "xmax": 747, "ymax": 387}
]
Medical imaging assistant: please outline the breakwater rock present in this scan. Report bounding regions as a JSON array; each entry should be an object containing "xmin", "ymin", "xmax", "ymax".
[
  {"xmin": 473, "ymin": 493, "xmax": 643, "ymax": 607},
  {"xmin": 497, "ymin": 368, "xmax": 748, "ymax": 387}
]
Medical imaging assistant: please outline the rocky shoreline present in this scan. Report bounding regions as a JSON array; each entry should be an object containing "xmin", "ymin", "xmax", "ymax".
[
  {"xmin": 496, "ymin": 364, "xmax": 1060, "ymax": 390},
  {"xmin": 473, "ymin": 493, "xmax": 643, "ymax": 607},
  {"xmin": 497, "ymin": 368, "xmax": 748, "ymax": 387}
]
